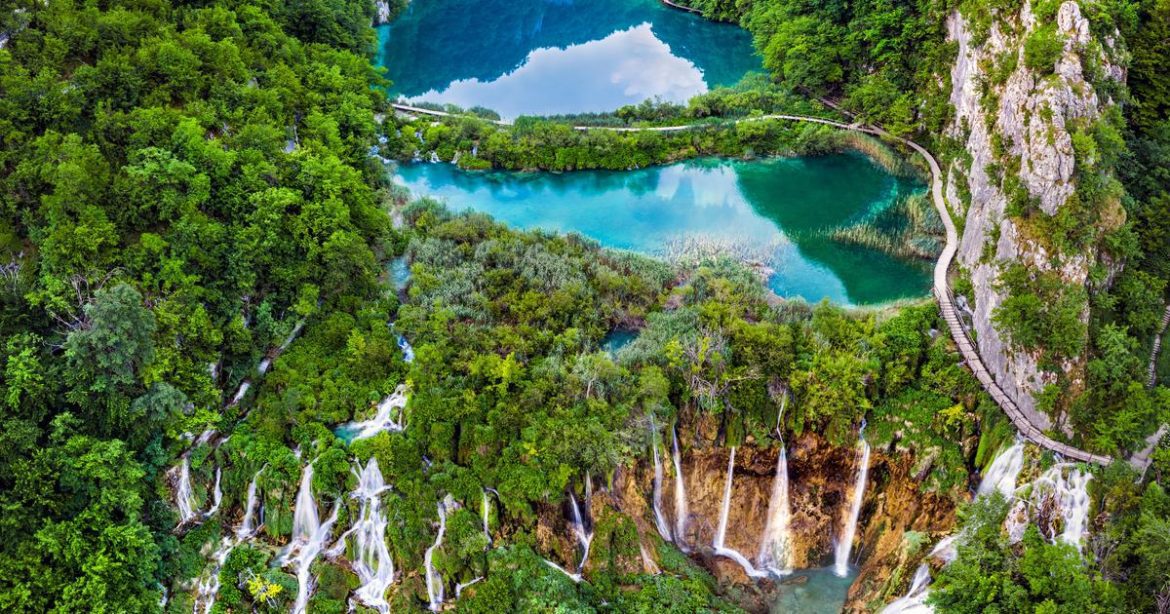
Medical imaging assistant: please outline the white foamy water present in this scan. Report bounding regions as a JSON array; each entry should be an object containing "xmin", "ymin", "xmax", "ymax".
[
  {"xmin": 834, "ymin": 428, "xmax": 870, "ymax": 577},
  {"xmin": 757, "ymin": 443, "xmax": 792, "ymax": 576},
  {"xmin": 331, "ymin": 459, "xmax": 396, "ymax": 612},
  {"xmin": 173, "ymin": 457, "xmax": 198, "ymax": 525},
  {"xmin": 671, "ymin": 426, "xmax": 689, "ymax": 548},
  {"xmin": 340, "ymin": 384, "xmax": 408, "ymax": 440},
  {"xmin": 425, "ymin": 500, "xmax": 448, "ymax": 611},
  {"xmin": 976, "ymin": 441, "xmax": 1025, "ymax": 498}
]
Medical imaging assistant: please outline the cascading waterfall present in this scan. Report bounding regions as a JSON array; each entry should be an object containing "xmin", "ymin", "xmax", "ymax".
[
  {"xmin": 283, "ymin": 463, "xmax": 340, "ymax": 614},
  {"xmin": 193, "ymin": 466, "xmax": 268, "ymax": 613},
  {"xmin": 424, "ymin": 500, "xmax": 448, "ymax": 612},
  {"xmin": 878, "ymin": 535, "xmax": 962, "ymax": 614},
  {"xmin": 542, "ymin": 558, "xmax": 583, "ymax": 583},
  {"xmin": 671, "ymin": 425, "xmax": 689, "ymax": 547},
  {"xmin": 398, "ymin": 335, "xmax": 415, "ymax": 363},
  {"xmin": 227, "ymin": 381, "xmax": 250, "ymax": 407},
  {"xmin": 1026, "ymin": 464, "xmax": 1092, "ymax": 551},
  {"xmin": 204, "ymin": 467, "xmax": 223, "ymax": 518},
  {"xmin": 341, "ymin": 384, "xmax": 408, "ymax": 440},
  {"xmin": 880, "ymin": 563, "xmax": 933, "ymax": 614},
  {"xmin": 976, "ymin": 440, "xmax": 1025, "ymax": 498},
  {"xmin": 834, "ymin": 425, "xmax": 871, "ymax": 578},
  {"xmin": 568, "ymin": 491, "xmax": 594, "ymax": 573},
  {"xmin": 236, "ymin": 467, "xmax": 264, "ymax": 540},
  {"xmin": 292, "ymin": 464, "xmax": 320, "ymax": 542},
  {"xmin": 173, "ymin": 457, "xmax": 198, "ymax": 525},
  {"xmin": 713, "ymin": 447, "xmax": 768, "ymax": 578},
  {"xmin": 649, "ymin": 419, "xmax": 672, "ymax": 541},
  {"xmin": 331, "ymin": 458, "xmax": 396, "ymax": 612},
  {"xmin": 756, "ymin": 443, "xmax": 792, "ymax": 575},
  {"xmin": 192, "ymin": 538, "xmax": 234, "ymax": 614}
]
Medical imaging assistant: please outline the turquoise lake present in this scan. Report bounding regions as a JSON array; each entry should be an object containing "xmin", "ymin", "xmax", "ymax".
[
  {"xmin": 376, "ymin": 0, "xmax": 761, "ymax": 118},
  {"xmin": 396, "ymin": 155, "xmax": 932, "ymax": 306}
]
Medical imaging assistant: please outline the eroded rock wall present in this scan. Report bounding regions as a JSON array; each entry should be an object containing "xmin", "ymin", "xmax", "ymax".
[
  {"xmin": 551, "ymin": 423, "xmax": 960, "ymax": 612},
  {"xmin": 944, "ymin": 0, "xmax": 1123, "ymax": 431}
]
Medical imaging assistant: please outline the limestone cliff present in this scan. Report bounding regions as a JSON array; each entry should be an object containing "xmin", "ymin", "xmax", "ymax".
[{"xmin": 944, "ymin": 0, "xmax": 1125, "ymax": 431}]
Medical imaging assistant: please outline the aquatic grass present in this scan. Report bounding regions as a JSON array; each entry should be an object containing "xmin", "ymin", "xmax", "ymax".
[
  {"xmin": 837, "ymin": 132, "xmax": 924, "ymax": 179},
  {"xmin": 821, "ymin": 192, "xmax": 944, "ymax": 261}
]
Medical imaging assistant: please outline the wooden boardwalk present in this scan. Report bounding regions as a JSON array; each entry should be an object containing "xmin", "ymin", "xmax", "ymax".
[{"xmin": 389, "ymin": 103, "xmax": 1118, "ymax": 464}]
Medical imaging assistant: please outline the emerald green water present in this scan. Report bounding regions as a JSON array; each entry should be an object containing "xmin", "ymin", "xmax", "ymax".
[
  {"xmin": 377, "ymin": 0, "xmax": 761, "ymax": 119},
  {"xmin": 396, "ymin": 155, "xmax": 931, "ymax": 305}
]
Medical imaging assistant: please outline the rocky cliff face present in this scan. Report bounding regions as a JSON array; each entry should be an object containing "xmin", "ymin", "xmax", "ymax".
[{"xmin": 944, "ymin": 0, "xmax": 1124, "ymax": 431}]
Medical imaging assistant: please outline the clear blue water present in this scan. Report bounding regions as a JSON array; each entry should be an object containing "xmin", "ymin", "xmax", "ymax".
[
  {"xmin": 771, "ymin": 568, "xmax": 859, "ymax": 613},
  {"xmin": 376, "ymin": 0, "xmax": 761, "ymax": 118},
  {"xmin": 395, "ymin": 156, "xmax": 931, "ymax": 305},
  {"xmin": 603, "ymin": 330, "xmax": 638, "ymax": 354}
]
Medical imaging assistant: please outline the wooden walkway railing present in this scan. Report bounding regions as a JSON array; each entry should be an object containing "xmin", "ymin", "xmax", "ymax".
[{"xmin": 389, "ymin": 103, "xmax": 1118, "ymax": 464}]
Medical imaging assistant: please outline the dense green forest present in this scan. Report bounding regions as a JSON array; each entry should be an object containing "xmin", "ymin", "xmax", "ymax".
[{"xmin": 2, "ymin": 0, "xmax": 1170, "ymax": 612}]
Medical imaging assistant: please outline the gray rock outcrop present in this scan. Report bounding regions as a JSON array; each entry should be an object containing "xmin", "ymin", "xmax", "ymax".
[{"xmin": 944, "ymin": 1, "xmax": 1124, "ymax": 431}]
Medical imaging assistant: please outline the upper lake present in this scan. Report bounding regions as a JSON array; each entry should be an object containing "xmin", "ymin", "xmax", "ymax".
[
  {"xmin": 397, "ymin": 155, "xmax": 932, "ymax": 306},
  {"xmin": 376, "ymin": 0, "xmax": 761, "ymax": 118}
]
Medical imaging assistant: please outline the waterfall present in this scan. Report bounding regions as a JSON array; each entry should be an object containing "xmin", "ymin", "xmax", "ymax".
[
  {"xmin": 398, "ymin": 335, "xmax": 415, "ymax": 363},
  {"xmin": 192, "ymin": 538, "xmax": 235, "ymax": 614},
  {"xmin": 976, "ymin": 441, "xmax": 1025, "ymax": 498},
  {"xmin": 228, "ymin": 381, "xmax": 250, "ymax": 407},
  {"xmin": 455, "ymin": 577, "xmax": 483, "ymax": 599},
  {"xmin": 713, "ymin": 447, "xmax": 768, "ymax": 578},
  {"xmin": 1028, "ymin": 464, "xmax": 1092, "ymax": 551},
  {"xmin": 714, "ymin": 447, "xmax": 735, "ymax": 550},
  {"xmin": 341, "ymin": 384, "xmax": 408, "ymax": 440},
  {"xmin": 640, "ymin": 543, "xmax": 660, "ymax": 575},
  {"xmin": 671, "ymin": 426, "xmax": 689, "ymax": 547},
  {"xmin": 649, "ymin": 419, "xmax": 672, "ymax": 541},
  {"xmin": 542, "ymin": 558, "xmax": 583, "ymax": 582},
  {"xmin": 878, "ymin": 535, "xmax": 962, "ymax": 614},
  {"xmin": 425, "ymin": 500, "xmax": 447, "ymax": 612},
  {"xmin": 880, "ymin": 563, "xmax": 933, "ymax": 614},
  {"xmin": 834, "ymin": 427, "xmax": 871, "ymax": 578},
  {"xmin": 204, "ymin": 467, "xmax": 223, "ymax": 517},
  {"xmin": 757, "ymin": 443, "xmax": 792, "ymax": 575},
  {"xmin": 568, "ymin": 492, "xmax": 593, "ymax": 572},
  {"xmin": 236, "ymin": 467, "xmax": 264, "ymax": 540},
  {"xmin": 292, "ymin": 464, "xmax": 320, "ymax": 542},
  {"xmin": 481, "ymin": 490, "xmax": 492, "ymax": 545},
  {"xmin": 173, "ymin": 457, "xmax": 198, "ymax": 525},
  {"xmin": 194, "ymin": 467, "xmax": 268, "ymax": 613},
  {"xmin": 282, "ymin": 464, "xmax": 339, "ymax": 614},
  {"xmin": 330, "ymin": 458, "xmax": 396, "ymax": 612}
]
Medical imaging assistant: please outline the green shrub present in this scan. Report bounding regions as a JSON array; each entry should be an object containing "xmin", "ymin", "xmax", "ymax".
[{"xmin": 1024, "ymin": 25, "xmax": 1065, "ymax": 73}]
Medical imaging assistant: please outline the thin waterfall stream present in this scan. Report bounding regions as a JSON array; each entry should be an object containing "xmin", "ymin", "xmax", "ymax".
[
  {"xmin": 834, "ymin": 424, "xmax": 870, "ymax": 578},
  {"xmin": 671, "ymin": 425, "xmax": 689, "ymax": 548},
  {"xmin": 424, "ymin": 499, "xmax": 448, "ymax": 611},
  {"xmin": 713, "ymin": 447, "xmax": 768, "ymax": 578},
  {"xmin": 649, "ymin": 419, "xmax": 672, "ymax": 541}
]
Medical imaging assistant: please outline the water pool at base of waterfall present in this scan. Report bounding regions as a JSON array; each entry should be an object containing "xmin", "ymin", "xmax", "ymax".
[{"xmin": 771, "ymin": 568, "xmax": 859, "ymax": 614}]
